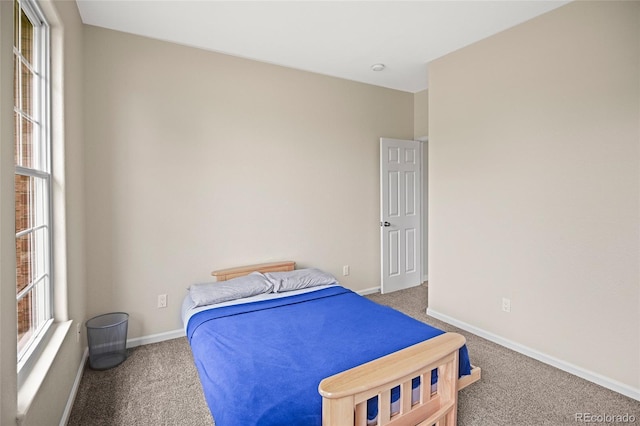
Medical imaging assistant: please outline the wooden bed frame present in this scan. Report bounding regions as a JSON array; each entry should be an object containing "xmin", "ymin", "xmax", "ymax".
[{"xmin": 211, "ymin": 261, "xmax": 481, "ymax": 426}]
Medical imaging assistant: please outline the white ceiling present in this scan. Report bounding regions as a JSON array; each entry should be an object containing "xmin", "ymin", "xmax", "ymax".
[{"xmin": 76, "ymin": 1, "xmax": 570, "ymax": 93}]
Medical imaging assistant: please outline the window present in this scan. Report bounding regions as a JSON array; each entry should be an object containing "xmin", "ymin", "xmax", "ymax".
[{"xmin": 14, "ymin": 0, "xmax": 51, "ymax": 368}]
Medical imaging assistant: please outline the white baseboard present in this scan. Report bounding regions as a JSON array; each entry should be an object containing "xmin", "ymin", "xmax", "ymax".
[
  {"xmin": 426, "ymin": 308, "xmax": 640, "ymax": 402},
  {"xmin": 126, "ymin": 328, "xmax": 185, "ymax": 348},
  {"xmin": 357, "ymin": 286, "xmax": 380, "ymax": 296},
  {"xmin": 59, "ymin": 347, "xmax": 88, "ymax": 426}
]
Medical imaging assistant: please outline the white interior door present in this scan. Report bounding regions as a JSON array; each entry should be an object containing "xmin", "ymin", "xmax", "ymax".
[{"xmin": 380, "ymin": 138, "xmax": 421, "ymax": 294}]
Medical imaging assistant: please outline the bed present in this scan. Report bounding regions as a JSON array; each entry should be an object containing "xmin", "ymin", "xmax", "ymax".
[{"xmin": 182, "ymin": 261, "xmax": 481, "ymax": 426}]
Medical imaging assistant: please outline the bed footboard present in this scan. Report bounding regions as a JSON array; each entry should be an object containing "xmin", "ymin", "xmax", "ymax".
[{"xmin": 318, "ymin": 332, "xmax": 466, "ymax": 426}]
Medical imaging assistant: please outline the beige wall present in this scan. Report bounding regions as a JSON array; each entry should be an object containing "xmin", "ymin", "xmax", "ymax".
[
  {"xmin": 0, "ymin": 1, "xmax": 86, "ymax": 425},
  {"xmin": 1, "ymin": 1, "xmax": 18, "ymax": 424},
  {"xmin": 429, "ymin": 0, "xmax": 639, "ymax": 392},
  {"xmin": 83, "ymin": 26, "xmax": 414, "ymax": 338},
  {"xmin": 413, "ymin": 89, "xmax": 428, "ymax": 140}
]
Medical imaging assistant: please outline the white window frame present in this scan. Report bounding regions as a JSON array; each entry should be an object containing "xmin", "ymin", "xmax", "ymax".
[{"xmin": 14, "ymin": 0, "xmax": 53, "ymax": 380}]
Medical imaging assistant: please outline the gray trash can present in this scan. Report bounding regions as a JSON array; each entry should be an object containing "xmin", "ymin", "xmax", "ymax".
[{"xmin": 86, "ymin": 312, "xmax": 129, "ymax": 370}]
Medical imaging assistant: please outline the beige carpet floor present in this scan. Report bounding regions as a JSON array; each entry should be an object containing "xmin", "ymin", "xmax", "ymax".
[{"xmin": 68, "ymin": 283, "xmax": 640, "ymax": 425}]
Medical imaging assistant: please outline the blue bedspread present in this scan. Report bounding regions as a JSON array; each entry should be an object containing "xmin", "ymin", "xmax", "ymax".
[{"xmin": 187, "ymin": 286, "xmax": 471, "ymax": 426}]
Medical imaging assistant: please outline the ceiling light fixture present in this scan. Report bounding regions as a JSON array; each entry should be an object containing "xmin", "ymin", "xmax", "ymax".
[{"xmin": 371, "ymin": 63, "xmax": 386, "ymax": 72}]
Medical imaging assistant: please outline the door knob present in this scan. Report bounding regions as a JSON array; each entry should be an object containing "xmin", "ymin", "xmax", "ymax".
[{"xmin": 381, "ymin": 221, "xmax": 391, "ymax": 227}]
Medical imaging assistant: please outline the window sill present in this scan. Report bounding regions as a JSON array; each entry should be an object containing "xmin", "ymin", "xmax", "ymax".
[{"xmin": 17, "ymin": 320, "xmax": 72, "ymax": 422}]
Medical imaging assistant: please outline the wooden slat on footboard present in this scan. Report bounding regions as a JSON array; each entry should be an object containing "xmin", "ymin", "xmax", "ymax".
[{"xmin": 318, "ymin": 332, "xmax": 466, "ymax": 426}]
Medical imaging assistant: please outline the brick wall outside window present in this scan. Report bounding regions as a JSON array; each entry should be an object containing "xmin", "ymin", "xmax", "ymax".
[
  {"xmin": 15, "ymin": 0, "xmax": 35, "ymax": 346},
  {"xmin": 16, "ymin": 177, "xmax": 31, "ymax": 341}
]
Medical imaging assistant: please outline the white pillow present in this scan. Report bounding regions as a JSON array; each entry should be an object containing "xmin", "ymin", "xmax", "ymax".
[
  {"xmin": 189, "ymin": 272, "xmax": 274, "ymax": 307},
  {"xmin": 264, "ymin": 268, "xmax": 337, "ymax": 293}
]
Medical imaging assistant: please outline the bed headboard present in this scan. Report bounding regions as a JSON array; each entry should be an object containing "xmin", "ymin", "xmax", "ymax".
[{"xmin": 211, "ymin": 261, "xmax": 295, "ymax": 281}]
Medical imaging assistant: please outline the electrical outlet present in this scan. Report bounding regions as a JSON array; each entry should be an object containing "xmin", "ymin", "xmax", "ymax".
[
  {"xmin": 343, "ymin": 265, "xmax": 350, "ymax": 276},
  {"xmin": 158, "ymin": 294, "xmax": 167, "ymax": 308},
  {"xmin": 502, "ymin": 297, "xmax": 511, "ymax": 313}
]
